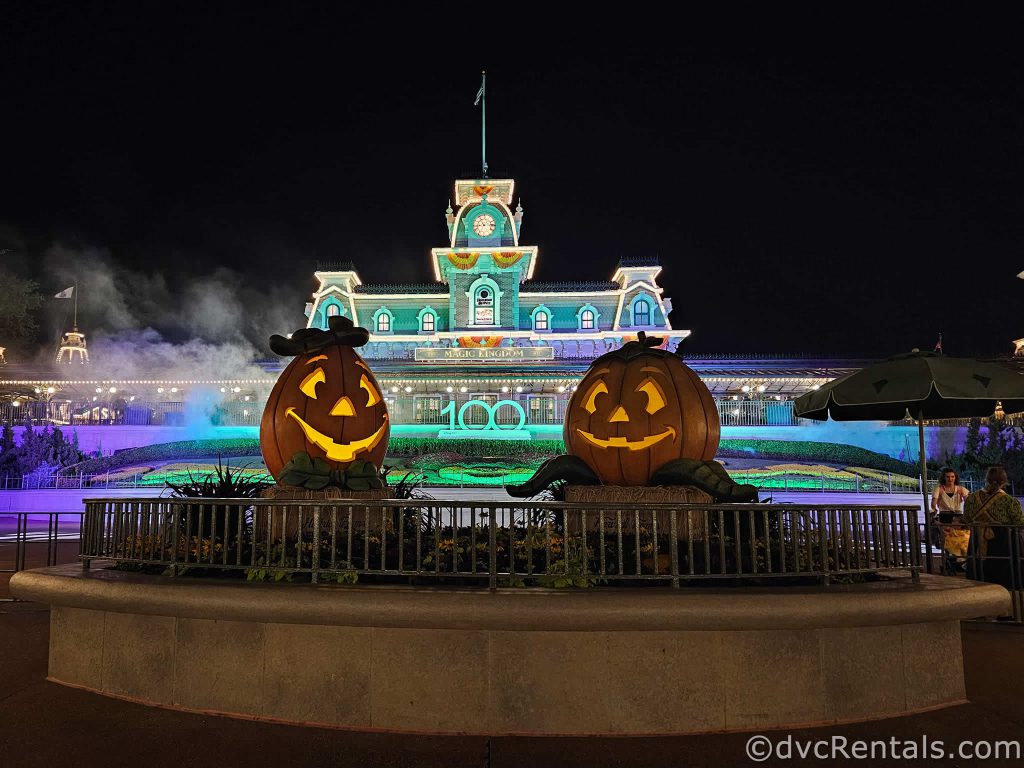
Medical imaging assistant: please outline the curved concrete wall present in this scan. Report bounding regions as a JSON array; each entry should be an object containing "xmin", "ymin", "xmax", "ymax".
[{"xmin": 12, "ymin": 567, "xmax": 1010, "ymax": 736}]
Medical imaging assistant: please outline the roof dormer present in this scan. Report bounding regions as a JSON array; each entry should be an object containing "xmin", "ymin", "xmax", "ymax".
[{"xmin": 612, "ymin": 257, "xmax": 662, "ymax": 288}]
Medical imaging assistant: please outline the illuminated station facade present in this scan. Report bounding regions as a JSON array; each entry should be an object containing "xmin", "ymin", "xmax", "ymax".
[
  {"xmin": 0, "ymin": 175, "xmax": 863, "ymax": 437},
  {"xmin": 304, "ymin": 178, "xmax": 691, "ymax": 437},
  {"xmin": 298, "ymin": 176, "xmax": 842, "ymax": 438}
]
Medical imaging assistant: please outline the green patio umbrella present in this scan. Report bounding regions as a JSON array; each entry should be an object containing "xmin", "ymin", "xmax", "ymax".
[{"xmin": 793, "ymin": 351, "xmax": 1024, "ymax": 571}]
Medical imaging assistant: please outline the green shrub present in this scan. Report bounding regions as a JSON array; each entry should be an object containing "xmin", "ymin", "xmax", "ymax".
[
  {"xmin": 68, "ymin": 438, "xmax": 261, "ymax": 475},
  {"xmin": 718, "ymin": 440, "xmax": 915, "ymax": 475},
  {"xmin": 386, "ymin": 437, "xmax": 564, "ymax": 458},
  {"xmin": 64, "ymin": 435, "xmax": 914, "ymax": 479}
]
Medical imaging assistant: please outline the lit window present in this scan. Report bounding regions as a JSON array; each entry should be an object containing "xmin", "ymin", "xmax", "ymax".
[
  {"xmin": 633, "ymin": 300, "xmax": 650, "ymax": 326},
  {"xmin": 475, "ymin": 286, "xmax": 494, "ymax": 325},
  {"xmin": 377, "ymin": 314, "xmax": 391, "ymax": 332},
  {"xmin": 580, "ymin": 309, "xmax": 595, "ymax": 330},
  {"xmin": 421, "ymin": 313, "xmax": 435, "ymax": 332},
  {"xmin": 534, "ymin": 311, "xmax": 548, "ymax": 331},
  {"xmin": 326, "ymin": 304, "xmax": 341, "ymax": 317}
]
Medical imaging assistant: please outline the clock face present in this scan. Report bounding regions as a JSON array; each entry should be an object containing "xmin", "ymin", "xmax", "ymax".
[{"xmin": 472, "ymin": 214, "xmax": 496, "ymax": 237}]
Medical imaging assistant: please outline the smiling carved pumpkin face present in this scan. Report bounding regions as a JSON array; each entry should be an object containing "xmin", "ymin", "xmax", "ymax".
[
  {"xmin": 564, "ymin": 342, "xmax": 720, "ymax": 486},
  {"xmin": 260, "ymin": 346, "xmax": 390, "ymax": 481}
]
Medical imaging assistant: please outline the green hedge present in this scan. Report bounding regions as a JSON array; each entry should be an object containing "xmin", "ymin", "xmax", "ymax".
[
  {"xmin": 718, "ymin": 440, "xmax": 916, "ymax": 475},
  {"xmin": 388, "ymin": 437, "xmax": 913, "ymax": 474},
  {"xmin": 67, "ymin": 435, "xmax": 915, "ymax": 477},
  {"xmin": 70, "ymin": 438, "xmax": 262, "ymax": 475},
  {"xmin": 385, "ymin": 437, "xmax": 564, "ymax": 458}
]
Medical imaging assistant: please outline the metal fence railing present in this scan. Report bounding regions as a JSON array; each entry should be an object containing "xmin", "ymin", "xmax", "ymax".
[
  {"xmin": 0, "ymin": 400, "xmax": 260, "ymax": 427},
  {"xmin": 965, "ymin": 523, "xmax": 1023, "ymax": 620},
  {"xmin": 921, "ymin": 520, "xmax": 1023, "ymax": 620},
  {"xmin": 7, "ymin": 505, "xmax": 1022, "ymax": 622},
  {"xmin": 4, "ymin": 396, "xmax": 807, "ymax": 429},
  {"xmin": 80, "ymin": 498, "xmax": 921, "ymax": 587},
  {"xmin": 0, "ymin": 468, "xmax": 974, "ymax": 493},
  {"xmin": 0, "ymin": 512, "xmax": 84, "ymax": 600},
  {"xmin": 731, "ymin": 471, "xmax": 995, "ymax": 495},
  {"xmin": 890, "ymin": 414, "xmax": 1024, "ymax": 428},
  {"xmin": 715, "ymin": 398, "xmax": 798, "ymax": 426},
  {"xmin": 2, "ymin": 472, "xmax": 160, "ymax": 490},
  {"xmin": 3, "ymin": 470, "xmax": 1000, "ymax": 494}
]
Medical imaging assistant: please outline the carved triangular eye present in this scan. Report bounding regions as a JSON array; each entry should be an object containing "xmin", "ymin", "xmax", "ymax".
[
  {"xmin": 300, "ymin": 368, "xmax": 325, "ymax": 399},
  {"xmin": 360, "ymin": 374, "xmax": 381, "ymax": 406},
  {"xmin": 582, "ymin": 380, "xmax": 608, "ymax": 414},
  {"xmin": 637, "ymin": 378, "xmax": 666, "ymax": 414}
]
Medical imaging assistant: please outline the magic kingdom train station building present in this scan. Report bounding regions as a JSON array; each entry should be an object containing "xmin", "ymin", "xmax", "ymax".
[
  {"xmin": 0, "ymin": 173, "xmax": 909, "ymax": 452},
  {"xmin": 297, "ymin": 176, "xmax": 854, "ymax": 439}
]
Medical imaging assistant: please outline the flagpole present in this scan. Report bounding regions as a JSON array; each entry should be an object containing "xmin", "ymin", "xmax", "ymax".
[
  {"xmin": 481, "ymin": 70, "xmax": 487, "ymax": 178},
  {"xmin": 74, "ymin": 283, "xmax": 78, "ymax": 329}
]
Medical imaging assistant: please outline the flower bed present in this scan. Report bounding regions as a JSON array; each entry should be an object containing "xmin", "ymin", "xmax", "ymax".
[
  {"xmin": 63, "ymin": 436, "xmax": 918, "ymax": 487},
  {"xmin": 70, "ymin": 438, "xmax": 261, "ymax": 475},
  {"xmin": 134, "ymin": 463, "xmax": 269, "ymax": 487},
  {"xmin": 718, "ymin": 439, "xmax": 916, "ymax": 475}
]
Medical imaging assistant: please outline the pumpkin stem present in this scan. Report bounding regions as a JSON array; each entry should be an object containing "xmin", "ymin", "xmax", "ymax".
[{"xmin": 638, "ymin": 331, "xmax": 662, "ymax": 348}]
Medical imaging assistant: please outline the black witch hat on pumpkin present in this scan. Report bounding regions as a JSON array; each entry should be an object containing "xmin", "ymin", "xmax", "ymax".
[{"xmin": 269, "ymin": 316, "xmax": 369, "ymax": 357}]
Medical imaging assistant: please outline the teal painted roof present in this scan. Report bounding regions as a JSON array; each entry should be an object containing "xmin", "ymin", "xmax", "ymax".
[
  {"xmin": 355, "ymin": 283, "xmax": 447, "ymax": 294},
  {"xmin": 316, "ymin": 260, "xmax": 357, "ymax": 271},
  {"xmin": 617, "ymin": 256, "xmax": 660, "ymax": 268},
  {"xmin": 521, "ymin": 280, "xmax": 619, "ymax": 292}
]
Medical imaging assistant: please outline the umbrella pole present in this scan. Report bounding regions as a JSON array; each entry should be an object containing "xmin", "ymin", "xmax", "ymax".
[{"xmin": 918, "ymin": 411, "xmax": 932, "ymax": 576}]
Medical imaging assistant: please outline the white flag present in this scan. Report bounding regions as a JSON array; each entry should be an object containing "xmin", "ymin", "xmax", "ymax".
[
  {"xmin": 1018, "ymin": 270, "xmax": 1024, "ymax": 280},
  {"xmin": 54, "ymin": 287, "xmax": 74, "ymax": 299},
  {"xmin": 474, "ymin": 82, "xmax": 484, "ymax": 106}
]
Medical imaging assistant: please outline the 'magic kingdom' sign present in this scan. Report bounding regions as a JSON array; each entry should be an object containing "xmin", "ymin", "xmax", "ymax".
[{"xmin": 415, "ymin": 347, "xmax": 554, "ymax": 362}]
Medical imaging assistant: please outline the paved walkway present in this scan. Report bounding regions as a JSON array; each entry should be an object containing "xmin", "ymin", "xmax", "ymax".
[{"xmin": 1, "ymin": 602, "xmax": 1022, "ymax": 767}]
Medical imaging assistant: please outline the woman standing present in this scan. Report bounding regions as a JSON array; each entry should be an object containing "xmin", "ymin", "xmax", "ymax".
[
  {"xmin": 932, "ymin": 467, "xmax": 969, "ymax": 524},
  {"xmin": 964, "ymin": 465, "xmax": 1024, "ymax": 590},
  {"xmin": 928, "ymin": 468, "xmax": 970, "ymax": 564}
]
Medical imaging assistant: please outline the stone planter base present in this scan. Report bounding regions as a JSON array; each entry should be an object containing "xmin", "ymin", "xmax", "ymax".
[
  {"xmin": 256, "ymin": 486, "xmax": 391, "ymax": 541},
  {"xmin": 11, "ymin": 566, "xmax": 1011, "ymax": 736},
  {"xmin": 564, "ymin": 485, "xmax": 711, "ymax": 539}
]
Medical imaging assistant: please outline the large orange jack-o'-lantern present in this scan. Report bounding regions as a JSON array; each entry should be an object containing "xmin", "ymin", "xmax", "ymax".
[
  {"xmin": 564, "ymin": 332, "xmax": 720, "ymax": 486},
  {"xmin": 260, "ymin": 317, "xmax": 389, "ymax": 483}
]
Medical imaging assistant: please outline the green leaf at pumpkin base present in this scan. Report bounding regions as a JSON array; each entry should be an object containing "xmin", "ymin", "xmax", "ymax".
[
  {"xmin": 278, "ymin": 452, "xmax": 385, "ymax": 491},
  {"xmin": 304, "ymin": 474, "xmax": 331, "ymax": 491},
  {"xmin": 279, "ymin": 452, "xmax": 333, "ymax": 489},
  {"xmin": 649, "ymin": 459, "xmax": 759, "ymax": 503}
]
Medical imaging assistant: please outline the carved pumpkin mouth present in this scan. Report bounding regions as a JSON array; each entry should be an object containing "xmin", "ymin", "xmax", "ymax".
[
  {"xmin": 285, "ymin": 408, "xmax": 389, "ymax": 462},
  {"xmin": 576, "ymin": 426, "xmax": 676, "ymax": 451}
]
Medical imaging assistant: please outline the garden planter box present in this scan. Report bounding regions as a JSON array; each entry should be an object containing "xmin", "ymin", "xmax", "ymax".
[
  {"xmin": 255, "ymin": 486, "xmax": 391, "ymax": 541},
  {"xmin": 564, "ymin": 485, "xmax": 711, "ymax": 540}
]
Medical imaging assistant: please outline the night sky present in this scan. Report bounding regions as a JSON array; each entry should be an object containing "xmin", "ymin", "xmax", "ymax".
[{"xmin": 2, "ymin": 6, "xmax": 1023, "ymax": 358}]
